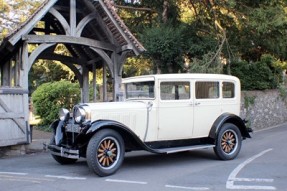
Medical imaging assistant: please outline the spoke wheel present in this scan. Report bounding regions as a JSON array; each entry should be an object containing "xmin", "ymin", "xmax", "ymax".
[
  {"xmin": 214, "ymin": 123, "xmax": 242, "ymax": 160},
  {"xmin": 87, "ymin": 129, "xmax": 125, "ymax": 177},
  {"xmin": 97, "ymin": 137, "xmax": 119, "ymax": 170}
]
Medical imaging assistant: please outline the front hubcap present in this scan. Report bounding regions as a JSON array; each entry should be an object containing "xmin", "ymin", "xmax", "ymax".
[{"xmin": 97, "ymin": 137, "xmax": 119, "ymax": 169}]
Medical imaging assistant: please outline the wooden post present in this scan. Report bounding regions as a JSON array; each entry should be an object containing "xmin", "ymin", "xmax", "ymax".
[
  {"xmin": 103, "ymin": 63, "xmax": 107, "ymax": 102},
  {"xmin": 81, "ymin": 65, "xmax": 89, "ymax": 103},
  {"xmin": 112, "ymin": 52, "xmax": 122, "ymax": 101},
  {"xmin": 21, "ymin": 42, "xmax": 31, "ymax": 143},
  {"xmin": 92, "ymin": 63, "xmax": 97, "ymax": 102},
  {"xmin": 2, "ymin": 60, "xmax": 10, "ymax": 86},
  {"xmin": 70, "ymin": 0, "xmax": 76, "ymax": 36}
]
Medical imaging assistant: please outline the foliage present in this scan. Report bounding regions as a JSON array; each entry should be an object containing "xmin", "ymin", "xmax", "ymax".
[
  {"xmin": 122, "ymin": 56, "xmax": 152, "ymax": 77},
  {"xmin": 28, "ymin": 60, "xmax": 75, "ymax": 95},
  {"xmin": 1, "ymin": 0, "xmax": 287, "ymax": 92},
  {"xmin": 31, "ymin": 81, "xmax": 80, "ymax": 126},
  {"xmin": 0, "ymin": 0, "xmax": 43, "ymax": 41},
  {"xmin": 278, "ymin": 84, "xmax": 287, "ymax": 102},
  {"xmin": 228, "ymin": 54, "xmax": 284, "ymax": 90},
  {"xmin": 243, "ymin": 93, "xmax": 256, "ymax": 129},
  {"xmin": 189, "ymin": 51, "xmax": 223, "ymax": 74},
  {"xmin": 140, "ymin": 23, "xmax": 187, "ymax": 73}
]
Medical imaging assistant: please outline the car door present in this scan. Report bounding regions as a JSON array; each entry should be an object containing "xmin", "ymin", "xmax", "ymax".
[
  {"xmin": 157, "ymin": 80, "xmax": 194, "ymax": 140},
  {"xmin": 192, "ymin": 80, "xmax": 222, "ymax": 138}
]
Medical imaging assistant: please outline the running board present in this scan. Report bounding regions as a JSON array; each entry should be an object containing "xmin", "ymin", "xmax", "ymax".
[{"xmin": 153, "ymin": 144, "xmax": 215, "ymax": 154}]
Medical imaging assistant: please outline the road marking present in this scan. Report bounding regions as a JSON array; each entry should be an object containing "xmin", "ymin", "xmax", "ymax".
[
  {"xmin": 0, "ymin": 175, "xmax": 54, "ymax": 183},
  {"xmin": 105, "ymin": 178, "xmax": 147, "ymax": 185},
  {"xmin": 0, "ymin": 172, "xmax": 27, "ymax": 175},
  {"xmin": 231, "ymin": 178, "xmax": 274, "ymax": 183},
  {"xmin": 45, "ymin": 175, "xmax": 87, "ymax": 180},
  {"xmin": 226, "ymin": 148, "xmax": 276, "ymax": 190},
  {"xmin": 165, "ymin": 185, "xmax": 209, "ymax": 190},
  {"xmin": 0, "ymin": 177, "xmax": 42, "ymax": 183}
]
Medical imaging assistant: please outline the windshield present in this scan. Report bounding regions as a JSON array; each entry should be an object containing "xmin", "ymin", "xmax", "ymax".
[{"xmin": 125, "ymin": 81, "xmax": 155, "ymax": 99}]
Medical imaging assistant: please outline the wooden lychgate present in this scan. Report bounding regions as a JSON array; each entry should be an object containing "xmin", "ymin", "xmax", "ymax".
[{"xmin": 0, "ymin": 0, "xmax": 145, "ymax": 147}]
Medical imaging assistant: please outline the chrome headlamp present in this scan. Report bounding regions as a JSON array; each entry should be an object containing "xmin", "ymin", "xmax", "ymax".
[
  {"xmin": 73, "ymin": 105, "xmax": 91, "ymax": 124},
  {"xmin": 59, "ymin": 108, "xmax": 70, "ymax": 121}
]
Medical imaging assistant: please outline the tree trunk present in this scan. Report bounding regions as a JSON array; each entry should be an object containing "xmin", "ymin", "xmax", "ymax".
[{"xmin": 162, "ymin": 0, "xmax": 169, "ymax": 23}]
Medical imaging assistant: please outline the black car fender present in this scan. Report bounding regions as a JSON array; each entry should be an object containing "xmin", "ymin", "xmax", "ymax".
[
  {"xmin": 49, "ymin": 119, "xmax": 64, "ymax": 145},
  {"xmin": 85, "ymin": 120, "xmax": 157, "ymax": 153},
  {"xmin": 49, "ymin": 120, "xmax": 60, "ymax": 133},
  {"xmin": 209, "ymin": 113, "xmax": 251, "ymax": 141}
]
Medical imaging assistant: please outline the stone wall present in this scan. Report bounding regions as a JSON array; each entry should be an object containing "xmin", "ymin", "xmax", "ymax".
[{"xmin": 240, "ymin": 89, "xmax": 287, "ymax": 131}]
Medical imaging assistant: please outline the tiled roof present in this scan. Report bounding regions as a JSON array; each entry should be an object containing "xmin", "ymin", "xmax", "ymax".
[{"xmin": 0, "ymin": 0, "xmax": 145, "ymax": 56}]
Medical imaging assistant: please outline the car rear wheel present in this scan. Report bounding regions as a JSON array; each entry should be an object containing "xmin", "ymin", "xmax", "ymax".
[
  {"xmin": 86, "ymin": 129, "xmax": 125, "ymax": 177},
  {"xmin": 214, "ymin": 123, "xmax": 242, "ymax": 160}
]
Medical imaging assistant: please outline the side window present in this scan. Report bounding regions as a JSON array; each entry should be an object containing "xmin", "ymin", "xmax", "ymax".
[
  {"xmin": 195, "ymin": 81, "xmax": 219, "ymax": 99},
  {"xmin": 160, "ymin": 82, "xmax": 190, "ymax": 100},
  {"xmin": 223, "ymin": 82, "xmax": 235, "ymax": 98}
]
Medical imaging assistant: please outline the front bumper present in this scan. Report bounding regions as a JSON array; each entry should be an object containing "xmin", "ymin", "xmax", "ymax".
[{"xmin": 47, "ymin": 144, "xmax": 80, "ymax": 159}]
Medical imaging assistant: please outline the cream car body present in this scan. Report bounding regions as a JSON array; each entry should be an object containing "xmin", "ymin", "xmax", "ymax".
[{"xmin": 48, "ymin": 74, "xmax": 251, "ymax": 177}]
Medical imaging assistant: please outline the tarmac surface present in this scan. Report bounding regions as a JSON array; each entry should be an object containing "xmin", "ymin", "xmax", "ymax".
[
  {"xmin": 27, "ymin": 129, "xmax": 52, "ymax": 152},
  {"xmin": 21, "ymin": 122, "xmax": 287, "ymax": 155}
]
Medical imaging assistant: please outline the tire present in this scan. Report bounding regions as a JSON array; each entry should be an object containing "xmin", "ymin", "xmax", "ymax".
[
  {"xmin": 50, "ymin": 137, "xmax": 78, "ymax": 165},
  {"xmin": 86, "ymin": 129, "xmax": 125, "ymax": 177},
  {"xmin": 214, "ymin": 123, "xmax": 242, "ymax": 160}
]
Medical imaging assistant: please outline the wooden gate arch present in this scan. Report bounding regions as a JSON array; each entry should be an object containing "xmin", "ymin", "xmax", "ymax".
[{"xmin": 0, "ymin": 0, "xmax": 145, "ymax": 147}]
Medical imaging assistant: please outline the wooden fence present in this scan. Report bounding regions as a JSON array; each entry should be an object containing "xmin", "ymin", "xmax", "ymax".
[{"xmin": 0, "ymin": 88, "xmax": 30, "ymax": 146}]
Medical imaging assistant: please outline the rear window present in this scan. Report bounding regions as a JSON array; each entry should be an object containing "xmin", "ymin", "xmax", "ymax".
[
  {"xmin": 223, "ymin": 82, "xmax": 235, "ymax": 98},
  {"xmin": 195, "ymin": 81, "xmax": 219, "ymax": 99}
]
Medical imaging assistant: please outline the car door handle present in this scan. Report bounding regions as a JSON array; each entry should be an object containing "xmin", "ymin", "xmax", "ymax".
[{"xmin": 189, "ymin": 102, "xmax": 200, "ymax": 106}]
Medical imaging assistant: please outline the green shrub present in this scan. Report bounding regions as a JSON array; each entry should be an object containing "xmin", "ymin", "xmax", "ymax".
[
  {"xmin": 228, "ymin": 54, "xmax": 283, "ymax": 90},
  {"xmin": 31, "ymin": 80, "xmax": 80, "ymax": 126}
]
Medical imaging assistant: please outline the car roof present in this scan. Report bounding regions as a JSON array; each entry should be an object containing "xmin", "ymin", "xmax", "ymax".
[{"xmin": 122, "ymin": 73, "xmax": 239, "ymax": 83}]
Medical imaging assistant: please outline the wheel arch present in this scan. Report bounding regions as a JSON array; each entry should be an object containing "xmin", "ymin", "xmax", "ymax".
[
  {"xmin": 49, "ymin": 119, "xmax": 60, "ymax": 133},
  {"xmin": 209, "ymin": 113, "xmax": 251, "ymax": 141},
  {"xmin": 86, "ymin": 120, "xmax": 151, "ymax": 152}
]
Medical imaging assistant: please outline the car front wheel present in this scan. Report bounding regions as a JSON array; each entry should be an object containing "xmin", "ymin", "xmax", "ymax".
[
  {"xmin": 214, "ymin": 123, "xmax": 242, "ymax": 160},
  {"xmin": 86, "ymin": 129, "xmax": 125, "ymax": 177}
]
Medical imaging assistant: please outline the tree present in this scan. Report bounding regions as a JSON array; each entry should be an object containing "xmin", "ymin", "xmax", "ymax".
[
  {"xmin": 0, "ymin": 0, "xmax": 43, "ymax": 41},
  {"xmin": 179, "ymin": 0, "xmax": 287, "ymax": 61},
  {"xmin": 31, "ymin": 80, "xmax": 80, "ymax": 126},
  {"xmin": 28, "ymin": 60, "xmax": 75, "ymax": 95},
  {"xmin": 140, "ymin": 23, "xmax": 187, "ymax": 73}
]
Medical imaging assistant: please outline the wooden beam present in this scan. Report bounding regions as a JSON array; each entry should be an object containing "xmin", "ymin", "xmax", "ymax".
[
  {"xmin": 114, "ymin": 4, "xmax": 154, "ymax": 12},
  {"xmin": 83, "ymin": 0, "xmax": 115, "ymax": 43},
  {"xmin": 49, "ymin": 8, "xmax": 71, "ymax": 35},
  {"xmin": 39, "ymin": 53, "xmax": 83, "ymax": 85},
  {"xmin": 23, "ymin": 35, "xmax": 117, "ymax": 51},
  {"xmin": 89, "ymin": 47, "xmax": 114, "ymax": 77},
  {"xmin": 76, "ymin": 12, "xmax": 97, "ymax": 37},
  {"xmin": 98, "ymin": 0, "xmax": 140, "ymax": 55},
  {"xmin": 0, "ymin": 112, "xmax": 24, "ymax": 119},
  {"xmin": 8, "ymin": 0, "xmax": 58, "ymax": 46},
  {"xmin": 70, "ymin": 0, "xmax": 77, "ymax": 36},
  {"xmin": 0, "ymin": 88, "xmax": 28, "ymax": 94},
  {"xmin": 28, "ymin": 43, "xmax": 56, "ymax": 71}
]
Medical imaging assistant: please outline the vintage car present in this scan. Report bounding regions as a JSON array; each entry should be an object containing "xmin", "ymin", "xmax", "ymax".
[{"xmin": 47, "ymin": 73, "xmax": 252, "ymax": 176}]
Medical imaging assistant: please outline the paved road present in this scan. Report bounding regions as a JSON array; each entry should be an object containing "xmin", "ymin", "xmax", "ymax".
[{"xmin": 0, "ymin": 124, "xmax": 286, "ymax": 191}]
